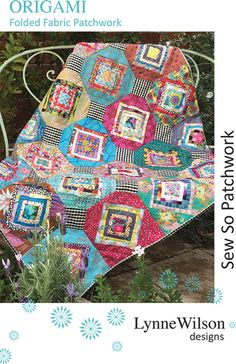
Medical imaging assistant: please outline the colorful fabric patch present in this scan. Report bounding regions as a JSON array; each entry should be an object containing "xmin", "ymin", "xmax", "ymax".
[
  {"xmin": 134, "ymin": 44, "xmax": 169, "ymax": 73},
  {"xmin": 42, "ymin": 79, "xmax": 82, "ymax": 119},
  {"xmin": 80, "ymin": 47, "xmax": 135, "ymax": 106},
  {"xmin": 64, "ymin": 243, "xmax": 90, "ymax": 278},
  {"xmin": 59, "ymin": 176, "xmax": 102, "ymax": 197},
  {"xmin": 144, "ymin": 149, "xmax": 181, "ymax": 167},
  {"xmin": 125, "ymin": 44, "xmax": 176, "ymax": 82},
  {"xmin": 26, "ymin": 144, "xmax": 63, "ymax": 177},
  {"xmin": 73, "ymin": 42, "xmax": 109, "ymax": 58},
  {"xmin": 89, "ymin": 56, "xmax": 127, "ymax": 97},
  {"xmin": 107, "ymin": 165, "xmax": 143, "ymax": 177},
  {"xmin": 187, "ymin": 129, "xmax": 206, "ymax": 148},
  {"xmin": 190, "ymin": 161, "xmax": 214, "ymax": 178},
  {"xmin": 171, "ymin": 116, "xmax": 207, "ymax": 151},
  {"xmin": 134, "ymin": 140, "xmax": 192, "ymax": 171},
  {"xmin": 147, "ymin": 77, "xmax": 197, "ymax": 126},
  {"xmin": 0, "ymin": 160, "xmax": 18, "ymax": 181},
  {"xmin": 111, "ymin": 102, "xmax": 149, "ymax": 143},
  {"xmin": 7, "ymin": 185, "xmax": 52, "ymax": 232},
  {"xmin": 16, "ymin": 109, "xmax": 45, "ymax": 144},
  {"xmin": 151, "ymin": 179, "xmax": 193, "ymax": 211},
  {"xmin": 95, "ymin": 203, "xmax": 144, "ymax": 249},
  {"xmin": 103, "ymin": 94, "xmax": 156, "ymax": 150},
  {"xmin": 155, "ymin": 79, "xmax": 191, "ymax": 115},
  {"xmin": 68, "ymin": 125, "xmax": 108, "ymax": 162}
]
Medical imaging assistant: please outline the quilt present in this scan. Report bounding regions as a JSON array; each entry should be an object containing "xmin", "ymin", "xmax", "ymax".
[{"xmin": 0, "ymin": 42, "xmax": 214, "ymax": 294}]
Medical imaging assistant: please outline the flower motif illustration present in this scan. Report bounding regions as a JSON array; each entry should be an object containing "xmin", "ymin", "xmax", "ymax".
[
  {"xmin": 112, "ymin": 341, "xmax": 123, "ymax": 352},
  {"xmin": 134, "ymin": 245, "xmax": 145, "ymax": 257},
  {"xmin": 80, "ymin": 318, "xmax": 102, "ymax": 340},
  {"xmin": 0, "ymin": 349, "xmax": 12, "ymax": 364},
  {"xmin": 207, "ymin": 288, "xmax": 223, "ymax": 304},
  {"xmin": 159, "ymin": 269, "xmax": 178, "ymax": 289},
  {"xmin": 107, "ymin": 308, "xmax": 125, "ymax": 326},
  {"xmin": 50, "ymin": 306, "xmax": 73, "ymax": 329},
  {"xmin": 9, "ymin": 331, "xmax": 19, "ymax": 341},
  {"xmin": 0, "ymin": 189, "xmax": 12, "ymax": 215},
  {"xmin": 22, "ymin": 300, "xmax": 37, "ymax": 313},
  {"xmin": 184, "ymin": 275, "xmax": 201, "ymax": 293}
]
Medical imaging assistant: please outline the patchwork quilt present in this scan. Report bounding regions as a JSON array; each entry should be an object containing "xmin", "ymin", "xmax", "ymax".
[{"xmin": 0, "ymin": 42, "xmax": 214, "ymax": 294}]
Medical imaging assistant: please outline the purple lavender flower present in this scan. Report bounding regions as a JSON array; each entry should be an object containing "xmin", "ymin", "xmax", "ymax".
[
  {"xmin": 15, "ymin": 253, "xmax": 23, "ymax": 269},
  {"xmin": 1, "ymin": 258, "xmax": 11, "ymax": 277},
  {"xmin": 66, "ymin": 283, "xmax": 75, "ymax": 299}
]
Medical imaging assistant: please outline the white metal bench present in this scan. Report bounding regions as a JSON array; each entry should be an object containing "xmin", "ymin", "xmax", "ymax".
[{"xmin": 0, "ymin": 45, "xmax": 214, "ymax": 158}]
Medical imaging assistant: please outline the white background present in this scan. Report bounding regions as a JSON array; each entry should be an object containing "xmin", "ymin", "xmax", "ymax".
[{"xmin": 0, "ymin": 0, "xmax": 236, "ymax": 362}]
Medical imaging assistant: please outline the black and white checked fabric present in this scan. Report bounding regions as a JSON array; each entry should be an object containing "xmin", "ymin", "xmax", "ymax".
[
  {"xmin": 156, "ymin": 169, "xmax": 179, "ymax": 177},
  {"xmin": 154, "ymin": 124, "xmax": 172, "ymax": 144},
  {"xmin": 191, "ymin": 150, "xmax": 213, "ymax": 160},
  {"xmin": 64, "ymin": 208, "xmax": 87, "ymax": 230},
  {"xmin": 29, "ymin": 170, "xmax": 47, "ymax": 184},
  {"xmin": 132, "ymin": 78, "xmax": 152, "ymax": 98},
  {"xmin": 74, "ymin": 166, "xmax": 95, "ymax": 174},
  {"xmin": 116, "ymin": 148, "xmax": 134, "ymax": 164},
  {"xmin": 65, "ymin": 54, "xmax": 85, "ymax": 74},
  {"xmin": 42, "ymin": 126, "xmax": 62, "ymax": 146},
  {"xmin": 116, "ymin": 179, "xmax": 138, "ymax": 193},
  {"xmin": 110, "ymin": 43, "xmax": 127, "ymax": 52},
  {"xmin": 87, "ymin": 101, "xmax": 106, "ymax": 122}
]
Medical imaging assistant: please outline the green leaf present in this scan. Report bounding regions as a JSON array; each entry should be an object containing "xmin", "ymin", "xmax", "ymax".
[{"xmin": 11, "ymin": 65, "xmax": 24, "ymax": 72}]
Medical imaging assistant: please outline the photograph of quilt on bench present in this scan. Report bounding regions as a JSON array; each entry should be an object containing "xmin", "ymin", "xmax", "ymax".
[{"xmin": 0, "ymin": 42, "xmax": 214, "ymax": 295}]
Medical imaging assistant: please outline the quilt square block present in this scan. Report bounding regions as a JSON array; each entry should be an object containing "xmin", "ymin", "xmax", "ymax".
[
  {"xmin": 42, "ymin": 79, "xmax": 82, "ymax": 118},
  {"xmin": 68, "ymin": 125, "xmax": 108, "ymax": 162},
  {"xmin": 135, "ymin": 45, "xmax": 169, "ymax": 72},
  {"xmin": 144, "ymin": 148, "xmax": 181, "ymax": 167},
  {"xmin": 147, "ymin": 78, "xmax": 195, "ymax": 123},
  {"xmin": 171, "ymin": 116, "xmax": 207, "ymax": 151},
  {"xmin": 26, "ymin": 144, "xmax": 63, "ymax": 177},
  {"xmin": 159, "ymin": 82, "xmax": 188, "ymax": 115},
  {"xmin": 0, "ymin": 160, "xmax": 18, "ymax": 181},
  {"xmin": 151, "ymin": 179, "xmax": 192, "ymax": 211},
  {"xmin": 111, "ymin": 102, "xmax": 149, "ymax": 143},
  {"xmin": 64, "ymin": 243, "xmax": 90, "ymax": 278},
  {"xmin": 7, "ymin": 185, "xmax": 52, "ymax": 232},
  {"xmin": 107, "ymin": 165, "xmax": 143, "ymax": 177},
  {"xmin": 183, "ymin": 126, "xmax": 206, "ymax": 150},
  {"xmin": 190, "ymin": 161, "xmax": 214, "ymax": 178},
  {"xmin": 59, "ymin": 176, "xmax": 102, "ymax": 197},
  {"xmin": 89, "ymin": 56, "xmax": 127, "ymax": 96},
  {"xmin": 95, "ymin": 203, "xmax": 144, "ymax": 249}
]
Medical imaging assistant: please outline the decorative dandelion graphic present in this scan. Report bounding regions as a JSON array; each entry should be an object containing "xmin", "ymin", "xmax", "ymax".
[
  {"xmin": 80, "ymin": 318, "xmax": 102, "ymax": 340},
  {"xmin": 50, "ymin": 306, "xmax": 73, "ymax": 328},
  {"xmin": 112, "ymin": 341, "xmax": 123, "ymax": 352},
  {"xmin": 107, "ymin": 308, "xmax": 125, "ymax": 326},
  {"xmin": 184, "ymin": 275, "xmax": 201, "ymax": 293},
  {"xmin": 159, "ymin": 269, "xmax": 178, "ymax": 289},
  {"xmin": 0, "ymin": 349, "xmax": 12, "ymax": 364},
  {"xmin": 22, "ymin": 300, "xmax": 36, "ymax": 313},
  {"xmin": 9, "ymin": 331, "xmax": 19, "ymax": 341},
  {"xmin": 207, "ymin": 288, "xmax": 223, "ymax": 304}
]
